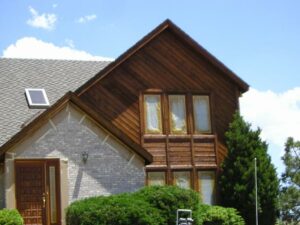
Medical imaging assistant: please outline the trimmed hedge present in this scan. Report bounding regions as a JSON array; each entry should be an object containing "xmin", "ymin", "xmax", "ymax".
[
  {"xmin": 199, "ymin": 206, "xmax": 245, "ymax": 225},
  {"xmin": 134, "ymin": 185, "xmax": 200, "ymax": 225},
  {"xmin": 66, "ymin": 186, "xmax": 245, "ymax": 225},
  {"xmin": 66, "ymin": 193, "xmax": 165, "ymax": 225},
  {"xmin": 0, "ymin": 209, "xmax": 23, "ymax": 225}
]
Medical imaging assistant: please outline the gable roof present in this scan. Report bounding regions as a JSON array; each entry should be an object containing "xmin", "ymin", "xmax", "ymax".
[
  {"xmin": 76, "ymin": 19, "xmax": 249, "ymax": 96},
  {"xmin": 0, "ymin": 19, "xmax": 248, "ymax": 163},
  {"xmin": 0, "ymin": 91, "xmax": 152, "ymax": 163},
  {"xmin": 0, "ymin": 58, "xmax": 110, "ymax": 148}
]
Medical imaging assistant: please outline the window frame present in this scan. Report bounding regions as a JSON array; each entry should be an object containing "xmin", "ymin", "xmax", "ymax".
[
  {"xmin": 142, "ymin": 92, "xmax": 213, "ymax": 135},
  {"xmin": 197, "ymin": 170, "xmax": 216, "ymax": 205},
  {"xmin": 25, "ymin": 88, "xmax": 50, "ymax": 109},
  {"xmin": 146, "ymin": 171, "xmax": 166, "ymax": 186},
  {"xmin": 192, "ymin": 95, "xmax": 212, "ymax": 134},
  {"xmin": 168, "ymin": 94, "xmax": 188, "ymax": 134},
  {"xmin": 143, "ymin": 94, "xmax": 163, "ymax": 134},
  {"xmin": 172, "ymin": 170, "xmax": 192, "ymax": 189}
]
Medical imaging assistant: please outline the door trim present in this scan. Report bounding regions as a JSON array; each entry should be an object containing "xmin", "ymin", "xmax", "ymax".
[{"xmin": 15, "ymin": 159, "xmax": 61, "ymax": 225}]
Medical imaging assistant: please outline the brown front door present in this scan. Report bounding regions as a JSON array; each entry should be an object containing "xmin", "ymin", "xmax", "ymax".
[{"xmin": 15, "ymin": 159, "xmax": 61, "ymax": 225}]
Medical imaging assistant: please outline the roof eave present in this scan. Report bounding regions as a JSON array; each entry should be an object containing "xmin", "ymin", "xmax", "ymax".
[
  {"xmin": 76, "ymin": 19, "xmax": 249, "ymax": 96},
  {"xmin": 0, "ymin": 92, "xmax": 153, "ymax": 164}
]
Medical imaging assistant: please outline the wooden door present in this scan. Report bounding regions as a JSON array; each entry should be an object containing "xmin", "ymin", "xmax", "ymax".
[{"xmin": 15, "ymin": 160, "xmax": 61, "ymax": 225}]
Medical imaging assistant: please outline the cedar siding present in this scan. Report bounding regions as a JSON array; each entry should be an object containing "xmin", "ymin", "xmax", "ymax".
[{"xmin": 77, "ymin": 20, "xmax": 248, "ymax": 189}]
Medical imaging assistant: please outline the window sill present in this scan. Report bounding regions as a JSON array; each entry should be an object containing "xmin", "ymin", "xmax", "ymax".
[{"xmin": 143, "ymin": 134, "xmax": 215, "ymax": 140}]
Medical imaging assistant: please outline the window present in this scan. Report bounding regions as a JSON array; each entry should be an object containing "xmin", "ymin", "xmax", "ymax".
[
  {"xmin": 147, "ymin": 172, "xmax": 166, "ymax": 186},
  {"xmin": 143, "ymin": 93, "xmax": 211, "ymax": 135},
  {"xmin": 173, "ymin": 171, "xmax": 191, "ymax": 189},
  {"xmin": 169, "ymin": 95, "xmax": 187, "ymax": 134},
  {"xmin": 193, "ymin": 96, "xmax": 211, "ymax": 133},
  {"xmin": 25, "ymin": 88, "xmax": 50, "ymax": 108},
  {"xmin": 49, "ymin": 166, "xmax": 57, "ymax": 223},
  {"xmin": 198, "ymin": 171, "xmax": 215, "ymax": 205},
  {"xmin": 144, "ymin": 95, "xmax": 162, "ymax": 134}
]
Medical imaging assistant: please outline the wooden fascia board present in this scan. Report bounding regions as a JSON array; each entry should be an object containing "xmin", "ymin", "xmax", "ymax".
[
  {"xmin": 0, "ymin": 92, "xmax": 153, "ymax": 164},
  {"xmin": 69, "ymin": 95, "xmax": 153, "ymax": 163},
  {"xmin": 0, "ymin": 91, "xmax": 73, "ymax": 157},
  {"xmin": 76, "ymin": 19, "xmax": 248, "ymax": 96},
  {"xmin": 166, "ymin": 21, "xmax": 249, "ymax": 93},
  {"xmin": 76, "ymin": 20, "xmax": 171, "ymax": 96}
]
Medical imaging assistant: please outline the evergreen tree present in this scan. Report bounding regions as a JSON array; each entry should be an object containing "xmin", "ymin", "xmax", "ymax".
[
  {"xmin": 279, "ymin": 137, "xmax": 300, "ymax": 224},
  {"xmin": 219, "ymin": 113, "xmax": 279, "ymax": 225}
]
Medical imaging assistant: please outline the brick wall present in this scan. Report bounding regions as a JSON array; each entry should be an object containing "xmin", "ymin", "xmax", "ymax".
[{"xmin": 10, "ymin": 103, "xmax": 145, "ymax": 203}]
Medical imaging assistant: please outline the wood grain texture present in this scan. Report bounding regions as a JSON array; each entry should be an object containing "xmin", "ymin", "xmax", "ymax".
[
  {"xmin": 79, "ymin": 29, "xmax": 239, "ymax": 147},
  {"xmin": 78, "ymin": 23, "xmax": 245, "ymax": 188}
]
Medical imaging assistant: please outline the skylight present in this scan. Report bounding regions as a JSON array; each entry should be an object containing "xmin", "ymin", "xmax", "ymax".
[{"xmin": 25, "ymin": 88, "xmax": 50, "ymax": 108}]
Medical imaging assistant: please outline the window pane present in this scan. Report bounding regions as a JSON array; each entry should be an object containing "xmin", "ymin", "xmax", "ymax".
[
  {"xmin": 173, "ymin": 171, "xmax": 191, "ymax": 189},
  {"xmin": 144, "ymin": 95, "xmax": 162, "ymax": 133},
  {"xmin": 193, "ymin": 96, "xmax": 211, "ymax": 133},
  {"xmin": 169, "ymin": 95, "xmax": 187, "ymax": 134},
  {"xmin": 148, "ymin": 172, "xmax": 166, "ymax": 186},
  {"xmin": 29, "ymin": 90, "xmax": 47, "ymax": 104},
  {"xmin": 198, "ymin": 171, "xmax": 215, "ymax": 205},
  {"xmin": 49, "ymin": 166, "xmax": 57, "ymax": 223}
]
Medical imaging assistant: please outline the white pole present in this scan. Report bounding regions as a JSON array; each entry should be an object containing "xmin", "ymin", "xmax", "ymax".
[{"xmin": 255, "ymin": 158, "xmax": 258, "ymax": 225}]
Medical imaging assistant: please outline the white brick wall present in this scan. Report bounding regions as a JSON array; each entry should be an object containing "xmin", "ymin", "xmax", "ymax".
[{"xmin": 9, "ymin": 103, "xmax": 145, "ymax": 203}]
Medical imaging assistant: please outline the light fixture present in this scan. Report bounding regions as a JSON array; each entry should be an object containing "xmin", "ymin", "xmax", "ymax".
[{"xmin": 81, "ymin": 151, "xmax": 89, "ymax": 163}]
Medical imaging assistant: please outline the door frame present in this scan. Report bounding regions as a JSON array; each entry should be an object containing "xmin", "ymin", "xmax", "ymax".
[{"xmin": 15, "ymin": 159, "xmax": 61, "ymax": 225}]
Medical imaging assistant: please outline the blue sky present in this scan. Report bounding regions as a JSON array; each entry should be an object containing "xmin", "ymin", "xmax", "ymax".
[{"xmin": 1, "ymin": 0, "xmax": 300, "ymax": 175}]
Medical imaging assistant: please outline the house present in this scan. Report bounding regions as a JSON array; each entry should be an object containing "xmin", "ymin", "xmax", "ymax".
[{"xmin": 0, "ymin": 20, "xmax": 249, "ymax": 225}]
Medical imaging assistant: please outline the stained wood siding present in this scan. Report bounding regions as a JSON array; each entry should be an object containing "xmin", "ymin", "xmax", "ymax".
[
  {"xmin": 79, "ymin": 29, "xmax": 239, "ymax": 167},
  {"xmin": 143, "ymin": 137, "xmax": 167, "ymax": 166},
  {"xmin": 217, "ymin": 142, "xmax": 228, "ymax": 166}
]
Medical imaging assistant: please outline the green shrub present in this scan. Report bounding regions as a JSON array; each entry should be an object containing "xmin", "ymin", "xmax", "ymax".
[
  {"xmin": 66, "ymin": 186, "xmax": 245, "ymax": 225},
  {"xmin": 198, "ymin": 206, "xmax": 245, "ymax": 225},
  {"xmin": 66, "ymin": 193, "xmax": 165, "ymax": 225},
  {"xmin": 0, "ymin": 209, "xmax": 23, "ymax": 225},
  {"xmin": 134, "ymin": 185, "xmax": 201, "ymax": 225}
]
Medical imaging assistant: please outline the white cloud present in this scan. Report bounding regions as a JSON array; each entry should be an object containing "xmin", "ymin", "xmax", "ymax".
[
  {"xmin": 2, "ymin": 37, "xmax": 113, "ymax": 61},
  {"xmin": 27, "ymin": 6, "xmax": 57, "ymax": 30},
  {"xmin": 76, "ymin": 14, "xmax": 97, "ymax": 24},
  {"xmin": 240, "ymin": 88, "xmax": 300, "ymax": 173},
  {"xmin": 52, "ymin": 4, "xmax": 58, "ymax": 9},
  {"xmin": 65, "ymin": 39, "xmax": 75, "ymax": 48}
]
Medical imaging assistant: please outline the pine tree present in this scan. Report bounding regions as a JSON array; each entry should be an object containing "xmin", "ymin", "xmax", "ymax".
[
  {"xmin": 219, "ymin": 113, "xmax": 279, "ymax": 225},
  {"xmin": 279, "ymin": 137, "xmax": 300, "ymax": 224}
]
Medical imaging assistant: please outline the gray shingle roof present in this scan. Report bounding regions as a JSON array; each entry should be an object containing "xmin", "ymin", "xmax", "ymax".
[{"xmin": 0, "ymin": 58, "xmax": 110, "ymax": 148}]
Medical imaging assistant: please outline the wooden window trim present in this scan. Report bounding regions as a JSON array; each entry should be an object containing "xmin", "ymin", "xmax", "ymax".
[
  {"xmin": 146, "ymin": 170, "xmax": 167, "ymax": 186},
  {"xmin": 196, "ymin": 170, "xmax": 216, "ymax": 205},
  {"xmin": 141, "ymin": 91, "xmax": 214, "ymax": 136},
  {"xmin": 192, "ymin": 95, "xmax": 212, "ymax": 134},
  {"xmin": 172, "ymin": 170, "xmax": 192, "ymax": 189},
  {"xmin": 168, "ymin": 94, "xmax": 188, "ymax": 134},
  {"xmin": 143, "ymin": 94, "xmax": 163, "ymax": 134}
]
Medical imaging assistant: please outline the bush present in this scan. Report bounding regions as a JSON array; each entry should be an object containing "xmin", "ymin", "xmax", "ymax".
[
  {"xmin": 66, "ymin": 193, "xmax": 165, "ymax": 225},
  {"xmin": 66, "ymin": 185, "xmax": 245, "ymax": 225},
  {"xmin": 134, "ymin": 185, "xmax": 200, "ymax": 225},
  {"xmin": 0, "ymin": 209, "xmax": 23, "ymax": 225},
  {"xmin": 198, "ymin": 206, "xmax": 245, "ymax": 225}
]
